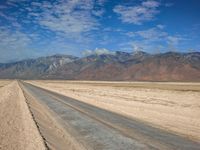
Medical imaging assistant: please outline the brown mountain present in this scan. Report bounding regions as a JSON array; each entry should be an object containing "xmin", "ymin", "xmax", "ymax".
[
  {"xmin": 0, "ymin": 54, "xmax": 78, "ymax": 79},
  {"xmin": 0, "ymin": 51, "xmax": 199, "ymax": 81}
]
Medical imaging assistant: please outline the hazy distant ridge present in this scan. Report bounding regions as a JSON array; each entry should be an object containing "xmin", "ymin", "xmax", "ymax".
[{"xmin": 0, "ymin": 51, "xmax": 199, "ymax": 81}]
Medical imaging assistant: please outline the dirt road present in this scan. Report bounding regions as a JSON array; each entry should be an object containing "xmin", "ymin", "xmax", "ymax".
[
  {"xmin": 20, "ymin": 81, "xmax": 200, "ymax": 150},
  {"xmin": 28, "ymin": 80, "xmax": 200, "ymax": 141}
]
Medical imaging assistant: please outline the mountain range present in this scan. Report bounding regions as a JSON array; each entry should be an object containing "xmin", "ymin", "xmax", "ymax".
[{"xmin": 0, "ymin": 51, "xmax": 199, "ymax": 81}]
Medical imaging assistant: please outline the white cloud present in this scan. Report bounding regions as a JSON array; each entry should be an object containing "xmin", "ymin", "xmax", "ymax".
[
  {"xmin": 167, "ymin": 36, "xmax": 183, "ymax": 45},
  {"xmin": 125, "ymin": 32, "xmax": 136, "ymax": 37},
  {"xmin": 0, "ymin": 0, "xmax": 109, "ymax": 62},
  {"xmin": 0, "ymin": 27, "xmax": 31, "ymax": 48},
  {"xmin": 4, "ymin": 0, "xmax": 107, "ymax": 37},
  {"xmin": 82, "ymin": 48, "xmax": 115, "ymax": 56},
  {"xmin": 0, "ymin": 27, "xmax": 33, "ymax": 62},
  {"xmin": 123, "ymin": 25, "xmax": 187, "ymax": 53},
  {"xmin": 113, "ymin": 0, "xmax": 160, "ymax": 25},
  {"xmin": 92, "ymin": 9, "xmax": 105, "ymax": 17},
  {"xmin": 96, "ymin": 0, "xmax": 107, "ymax": 6},
  {"xmin": 132, "ymin": 43, "xmax": 144, "ymax": 52},
  {"xmin": 156, "ymin": 24, "xmax": 165, "ymax": 29},
  {"xmin": 35, "ymin": 0, "xmax": 98, "ymax": 35},
  {"xmin": 133, "ymin": 25, "xmax": 185, "ymax": 46},
  {"xmin": 142, "ymin": 0, "xmax": 160, "ymax": 8},
  {"xmin": 135, "ymin": 26, "xmax": 167, "ymax": 41}
]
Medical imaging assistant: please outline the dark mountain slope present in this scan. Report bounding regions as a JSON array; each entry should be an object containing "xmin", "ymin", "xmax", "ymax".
[
  {"xmin": 0, "ymin": 51, "xmax": 199, "ymax": 81},
  {"xmin": 0, "ymin": 55, "xmax": 78, "ymax": 79},
  {"xmin": 122, "ymin": 52, "xmax": 200, "ymax": 81}
]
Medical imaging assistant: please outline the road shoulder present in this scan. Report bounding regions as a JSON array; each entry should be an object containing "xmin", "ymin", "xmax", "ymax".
[{"xmin": 20, "ymin": 82, "xmax": 86, "ymax": 150}]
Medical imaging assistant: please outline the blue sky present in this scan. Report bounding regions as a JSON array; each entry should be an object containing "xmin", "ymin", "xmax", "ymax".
[{"xmin": 0, "ymin": 0, "xmax": 200, "ymax": 62}]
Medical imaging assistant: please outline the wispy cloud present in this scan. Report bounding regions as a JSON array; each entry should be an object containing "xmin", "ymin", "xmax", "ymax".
[
  {"xmin": 113, "ymin": 0, "xmax": 160, "ymax": 25},
  {"xmin": 135, "ymin": 26, "xmax": 167, "ymax": 41},
  {"xmin": 123, "ymin": 25, "xmax": 187, "ymax": 53},
  {"xmin": 0, "ymin": 0, "xmax": 108, "ymax": 62},
  {"xmin": 3, "ymin": 0, "xmax": 107, "ymax": 38},
  {"xmin": 132, "ymin": 43, "xmax": 144, "ymax": 52},
  {"xmin": 0, "ymin": 27, "xmax": 32, "ymax": 62},
  {"xmin": 167, "ymin": 36, "xmax": 185, "ymax": 46},
  {"xmin": 82, "ymin": 48, "xmax": 115, "ymax": 56},
  {"xmin": 0, "ymin": 27, "xmax": 30, "ymax": 48},
  {"xmin": 133, "ymin": 25, "xmax": 186, "ymax": 45},
  {"xmin": 38, "ymin": 0, "xmax": 98, "ymax": 36}
]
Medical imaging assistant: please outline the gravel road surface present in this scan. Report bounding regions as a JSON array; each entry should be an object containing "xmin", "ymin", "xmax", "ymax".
[{"xmin": 20, "ymin": 81, "xmax": 200, "ymax": 150}]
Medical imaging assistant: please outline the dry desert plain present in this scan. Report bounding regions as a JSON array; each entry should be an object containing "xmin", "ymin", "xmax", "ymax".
[
  {"xmin": 0, "ymin": 80, "xmax": 200, "ymax": 150},
  {"xmin": 29, "ymin": 80, "xmax": 200, "ymax": 141},
  {"xmin": 0, "ymin": 80, "xmax": 11, "ymax": 87}
]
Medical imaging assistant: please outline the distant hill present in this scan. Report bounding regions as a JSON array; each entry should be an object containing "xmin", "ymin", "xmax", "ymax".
[
  {"xmin": 0, "ymin": 54, "xmax": 78, "ymax": 79},
  {"xmin": 0, "ymin": 51, "xmax": 199, "ymax": 81}
]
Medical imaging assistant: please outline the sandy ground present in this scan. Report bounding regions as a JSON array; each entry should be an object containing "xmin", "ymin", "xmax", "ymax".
[
  {"xmin": 0, "ymin": 81, "xmax": 46, "ymax": 150},
  {"xmin": 29, "ymin": 80, "xmax": 200, "ymax": 142},
  {"xmin": 0, "ymin": 80, "xmax": 11, "ymax": 87}
]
